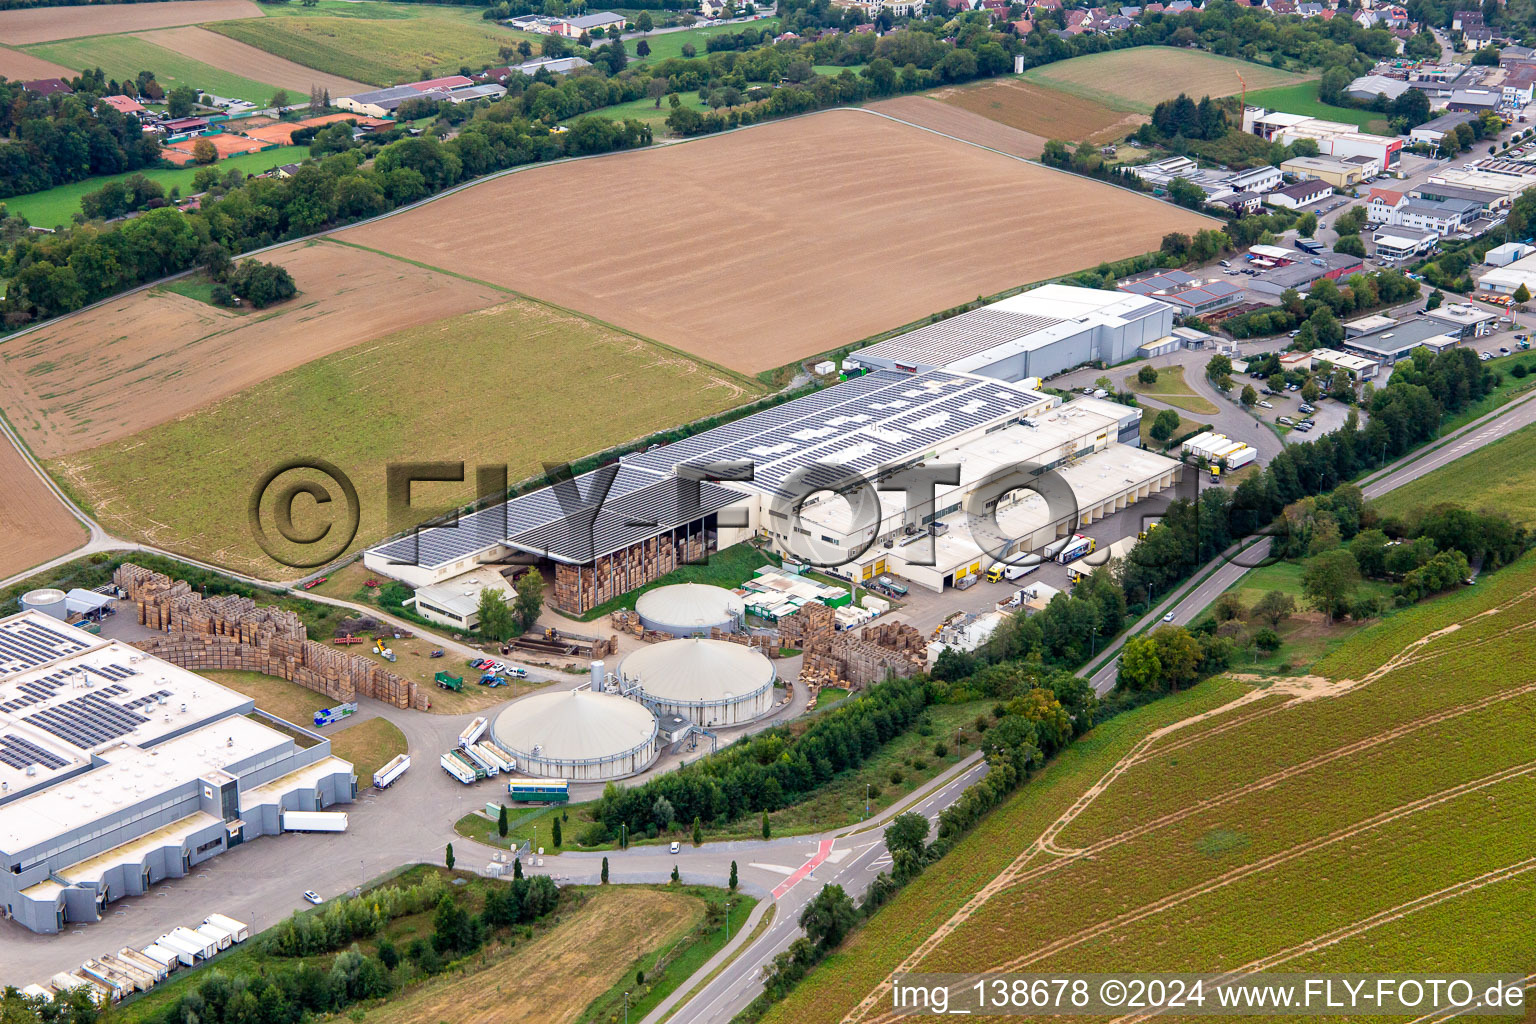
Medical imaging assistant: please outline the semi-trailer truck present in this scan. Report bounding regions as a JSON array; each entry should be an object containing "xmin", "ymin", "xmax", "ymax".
[
  {"xmin": 1053, "ymin": 534, "xmax": 1095, "ymax": 564},
  {"xmin": 203, "ymin": 914, "xmax": 250, "ymax": 943},
  {"xmin": 373, "ymin": 753, "xmax": 410, "ymax": 789},
  {"xmin": 441, "ymin": 751, "xmax": 477, "ymax": 784},
  {"xmin": 281, "ymin": 810, "xmax": 349, "ymax": 833}
]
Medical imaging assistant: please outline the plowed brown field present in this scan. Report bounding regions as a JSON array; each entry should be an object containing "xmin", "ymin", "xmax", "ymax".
[
  {"xmin": 340, "ymin": 108, "xmax": 1215, "ymax": 373},
  {"xmin": 136, "ymin": 26, "xmax": 369, "ymax": 95},
  {"xmin": 0, "ymin": 0, "xmax": 263, "ymax": 44},
  {"xmin": 0, "ymin": 239, "xmax": 504, "ymax": 458},
  {"xmin": 932, "ymin": 78, "xmax": 1146, "ymax": 144},
  {"xmin": 0, "ymin": 44, "xmax": 73, "ymax": 80},
  {"xmin": 863, "ymin": 94, "xmax": 1048, "ymax": 158},
  {"xmin": 0, "ymin": 438, "xmax": 83, "ymax": 580}
]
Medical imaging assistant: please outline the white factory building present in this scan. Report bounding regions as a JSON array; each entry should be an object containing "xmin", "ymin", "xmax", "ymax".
[
  {"xmin": 365, "ymin": 289, "xmax": 1185, "ymax": 603},
  {"xmin": 619, "ymin": 638, "xmax": 776, "ymax": 727},
  {"xmin": 1243, "ymin": 108, "xmax": 1403, "ymax": 176},
  {"xmin": 491, "ymin": 688, "xmax": 658, "ymax": 781},
  {"xmin": 844, "ymin": 284, "xmax": 1175, "ymax": 382},
  {"xmin": 0, "ymin": 613, "xmax": 354, "ymax": 935}
]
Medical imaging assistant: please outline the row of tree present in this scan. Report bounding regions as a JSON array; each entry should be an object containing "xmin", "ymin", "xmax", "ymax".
[
  {"xmin": 1, "ymin": 110, "xmax": 651, "ymax": 323},
  {"xmin": 0, "ymin": 71, "xmax": 163, "ymax": 199},
  {"xmin": 591, "ymin": 675, "xmax": 931, "ymax": 839}
]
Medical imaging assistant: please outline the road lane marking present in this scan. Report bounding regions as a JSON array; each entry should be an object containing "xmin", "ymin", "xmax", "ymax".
[
  {"xmin": 772, "ymin": 839, "xmax": 833, "ymax": 899},
  {"xmin": 748, "ymin": 863, "xmax": 794, "ymax": 875}
]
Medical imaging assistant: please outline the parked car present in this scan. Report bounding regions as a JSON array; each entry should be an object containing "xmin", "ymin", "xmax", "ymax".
[
  {"xmin": 1299, "ymin": 403, "xmax": 1315, "ymax": 414},
  {"xmin": 1278, "ymin": 416, "xmax": 1295, "ymax": 426},
  {"xmin": 1481, "ymin": 351, "xmax": 1494, "ymax": 360},
  {"xmin": 1294, "ymin": 421, "xmax": 1314, "ymax": 432},
  {"xmin": 1258, "ymin": 400, "xmax": 1274, "ymax": 409},
  {"xmin": 1286, "ymin": 383, "xmax": 1300, "ymax": 391},
  {"xmin": 669, "ymin": 841, "xmax": 680, "ymax": 854},
  {"xmin": 303, "ymin": 891, "xmax": 323, "ymax": 905},
  {"xmin": 1500, "ymin": 346, "xmax": 1511, "ymax": 355}
]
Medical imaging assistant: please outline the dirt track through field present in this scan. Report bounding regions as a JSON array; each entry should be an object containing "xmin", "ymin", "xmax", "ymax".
[
  {"xmin": 0, "ymin": 44, "xmax": 73, "ymax": 79},
  {"xmin": 340, "ymin": 108, "xmax": 1214, "ymax": 373},
  {"xmin": 0, "ymin": 437, "xmax": 83, "ymax": 579},
  {"xmin": 364, "ymin": 888, "xmax": 701, "ymax": 1024},
  {"xmin": 862, "ymin": 95, "xmax": 1049, "ymax": 159},
  {"xmin": 136, "ymin": 27, "xmax": 369, "ymax": 95},
  {"xmin": 0, "ymin": 0, "xmax": 263, "ymax": 44},
  {"xmin": 0, "ymin": 240, "xmax": 505, "ymax": 457}
]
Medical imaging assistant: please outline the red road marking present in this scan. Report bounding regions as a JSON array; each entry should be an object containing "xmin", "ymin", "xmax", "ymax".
[{"xmin": 772, "ymin": 839, "xmax": 833, "ymax": 899}]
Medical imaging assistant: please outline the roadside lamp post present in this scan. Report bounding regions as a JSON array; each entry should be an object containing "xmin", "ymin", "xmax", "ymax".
[
  {"xmin": 624, "ymin": 991, "xmax": 630, "ymax": 1024},
  {"xmin": 726, "ymin": 901, "xmax": 732, "ymax": 941},
  {"xmin": 865, "ymin": 783, "xmax": 870, "ymax": 820}
]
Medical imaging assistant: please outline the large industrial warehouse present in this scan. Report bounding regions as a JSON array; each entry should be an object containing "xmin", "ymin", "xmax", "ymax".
[
  {"xmin": 843, "ymin": 284, "xmax": 1175, "ymax": 382},
  {"xmin": 364, "ymin": 289, "xmax": 1184, "ymax": 606},
  {"xmin": 491, "ymin": 688, "xmax": 659, "ymax": 780},
  {"xmin": 0, "ymin": 612, "xmax": 354, "ymax": 935},
  {"xmin": 619, "ymin": 638, "xmax": 776, "ymax": 727},
  {"xmin": 635, "ymin": 583, "xmax": 745, "ymax": 637}
]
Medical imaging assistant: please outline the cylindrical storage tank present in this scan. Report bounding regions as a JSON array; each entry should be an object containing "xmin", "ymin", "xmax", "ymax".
[
  {"xmin": 492, "ymin": 689, "xmax": 658, "ymax": 781},
  {"xmin": 619, "ymin": 638, "xmax": 776, "ymax": 728},
  {"xmin": 22, "ymin": 588, "xmax": 67, "ymax": 621},
  {"xmin": 590, "ymin": 660, "xmax": 605, "ymax": 692},
  {"xmin": 635, "ymin": 583, "xmax": 745, "ymax": 637}
]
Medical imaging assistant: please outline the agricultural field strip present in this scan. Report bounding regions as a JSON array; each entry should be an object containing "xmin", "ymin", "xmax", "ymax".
[
  {"xmin": 840, "ymin": 595, "xmax": 1536, "ymax": 1022},
  {"xmin": 1072, "ymin": 591, "xmax": 1536, "ymax": 840},
  {"xmin": 1123, "ymin": 695, "xmax": 1293, "ymax": 764},
  {"xmin": 937, "ymin": 691, "xmax": 1536, "ymax": 968},
  {"xmin": 836, "ymin": 683, "xmax": 1277, "ymax": 1023},
  {"xmin": 1007, "ymin": 778, "xmax": 1535, "ymax": 979},
  {"xmin": 1103, "ymin": 859, "xmax": 1536, "ymax": 1024},
  {"xmin": 1047, "ymin": 679, "xmax": 1536, "ymax": 859}
]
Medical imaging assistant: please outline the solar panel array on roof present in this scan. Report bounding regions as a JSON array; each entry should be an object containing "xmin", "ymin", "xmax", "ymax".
[
  {"xmin": 0, "ymin": 619, "xmax": 95, "ymax": 677},
  {"xmin": 0, "ymin": 733, "xmax": 68, "ymax": 771},
  {"xmin": 367, "ymin": 369, "xmax": 1046, "ymax": 569},
  {"xmin": 22, "ymin": 689, "xmax": 152, "ymax": 750}
]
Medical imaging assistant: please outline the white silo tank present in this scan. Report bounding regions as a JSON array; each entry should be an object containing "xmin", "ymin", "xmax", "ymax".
[
  {"xmin": 22, "ymin": 588, "xmax": 68, "ymax": 620},
  {"xmin": 590, "ymin": 660, "xmax": 605, "ymax": 692}
]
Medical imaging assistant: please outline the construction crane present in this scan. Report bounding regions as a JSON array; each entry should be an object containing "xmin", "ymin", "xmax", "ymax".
[{"xmin": 1236, "ymin": 70, "xmax": 1248, "ymax": 113}]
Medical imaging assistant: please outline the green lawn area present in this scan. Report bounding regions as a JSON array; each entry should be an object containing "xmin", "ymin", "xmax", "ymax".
[
  {"xmin": 327, "ymin": 716, "xmax": 407, "ymax": 780},
  {"xmin": 567, "ymin": 90, "xmax": 711, "ymax": 132},
  {"xmin": 1198, "ymin": 558, "xmax": 1398, "ymax": 674},
  {"xmin": 1, "ymin": 145, "xmax": 310, "ymax": 229},
  {"xmin": 23, "ymin": 35, "xmax": 286, "ymax": 106},
  {"xmin": 1122, "ymin": 364, "xmax": 1220, "ymax": 415},
  {"xmin": 209, "ymin": 3, "xmax": 539, "ymax": 86},
  {"xmin": 815, "ymin": 63, "xmax": 866, "ymax": 75},
  {"xmin": 1244, "ymin": 82, "xmax": 1392, "ymax": 134},
  {"xmin": 1374, "ymin": 419, "xmax": 1536, "ymax": 527},
  {"xmin": 1139, "ymin": 409, "xmax": 1206, "ymax": 450},
  {"xmin": 199, "ymin": 669, "xmax": 332, "ymax": 724},
  {"xmin": 1437, "ymin": 349, "xmax": 1536, "ymax": 433},
  {"xmin": 631, "ymin": 18, "xmax": 779, "ymax": 63}
]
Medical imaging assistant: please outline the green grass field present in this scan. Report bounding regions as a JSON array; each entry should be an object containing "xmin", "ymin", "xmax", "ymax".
[
  {"xmin": 1122, "ymin": 364, "xmax": 1220, "ymax": 415},
  {"xmin": 1245, "ymin": 82, "xmax": 1392, "ymax": 134},
  {"xmin": 23, "ymin": 34, "xmax": 286, "ymax": 105},
  {"xmin": 1021, "ymin": 47, "xmax": 1301, "ymax": 114},
  {"xmin": 630, "ymin": 18, "xmax": 779, "ymax": 63},
  {"xmin": 0, "ymin": 146, "xmax": 309, "ymax": 228},
  {"xmin": 326, "ymin": 715, "xmax": 407, "ymax": 780},
  {"xmin": 566, "ymin": 89, "xmax": 711, "ymax": 132},
  {"xmin": 1374, "ymin": 419, "xmax": 1536, "ymax": 526},
  {"xmin": 764, "ymin": 552, "xmax": 1536, "ymax": 1022},
  {"xmin": 54, "ymin": 285, "xmax": 764, "ymax": 578},
  {"xmin": 209, "ymin": 3, "xmax": 537, "ymax": 86}
]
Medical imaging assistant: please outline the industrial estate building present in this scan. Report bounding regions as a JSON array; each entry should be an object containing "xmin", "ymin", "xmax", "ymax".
[
  {"xmin": 1244, "ymin": 108, "xmax": 1403, "ymax": 175},
  {"xmin": 618, "ymin": 638, "xmax": 776, "ymax": 727},
  {"xmin": 365, "ymin": 285, "xmax": 1184, "ymax": 608},
  {"xmin": 490, "ymin": 688, "xmax": 658, "ymax": 780},
  {"xmin": 0, "ymin": 613, "xmax": 354, "ymax": 935}
]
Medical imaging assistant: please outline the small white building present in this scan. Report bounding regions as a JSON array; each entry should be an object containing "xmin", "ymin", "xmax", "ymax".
[
  {"xmin": 1478, "ymin": 251, "xmax": 1536, "ymax": 295},
  {"xmin": 1372, "ymin": 225, "xmax": 1438, "ymax": 261},
  {"xmin": 1485, "ymin": 241, "xmax": 1534, "ymax": 266}
]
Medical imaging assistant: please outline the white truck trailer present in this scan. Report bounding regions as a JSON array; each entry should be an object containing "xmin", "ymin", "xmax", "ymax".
[
  {"xmin": 141, "ymin": 942, "xmax": 192, "ymax": 970},
  {"xmin": 19, "ymin": 985, "xmax": 51, "ymax": 1002},
  {"xmin": 282, "ymin": 810, "xmax": 349, "ymax": 833},
  {"xmin": 459, "ymin": 743, "xmax": 500, "ymax": 775},
  {"xmin": 459, "ymin": 716, "xmax": 488, "ymax": 747},
  {"xmin": 117, "ymin": 948, "xmax": 169, "ymax": 980},
  {"xmin": 1181, "ymin": 431, "xmax": 1219, "ymax": 455},
  {"xmin": 1225, "ymin": 445, "xmax": 1258, "ymax": 469},
  {"xmin": 50, "ymin": 974, "xmax": 108, "ymax": 1005},
  {"xmin": 441, "ymin": 751, "xmax": 476, "ymax": 784},
  {"xmin": 203, "ymin": 914, "xmax": 250, "ymax": 943},
  {"xmin": 372, "ymin": 753, "xmax": 410, "ymax": 789},
  {"xmin": 166, "ymin": 926, "xmax": 217, "ymax": 960},
  {"xmin": 196, "ymin": 923, "xmax": 233, "ymax": 951}
]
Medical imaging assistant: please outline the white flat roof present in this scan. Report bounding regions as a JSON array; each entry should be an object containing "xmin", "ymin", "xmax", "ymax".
[
  {"xmin": 0, "ymin": 613, "xmax": 253, "ymax": 798},
  {"xmin": 0, "ymin": 715, "xmax": 289, "ymax": 854},
  {"xmin": 1480, "ymin": 251, "xmax": 1536, "ymax": 287},
  {"xmin": 851, "ymin": 284, "xmax": 1172, "ymax": 372}
]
